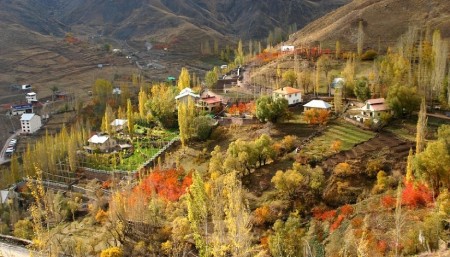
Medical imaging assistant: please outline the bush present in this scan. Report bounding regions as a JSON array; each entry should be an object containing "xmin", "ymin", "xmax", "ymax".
[
  {"xmin": 340, "ymin": 204, "xmax": 354, "ymax": 217},
  {"xmin": 253, "ymin": 205, "xmax": 276, "ymax": 226},
  {"xmin": 380, "ymin": 195, "xmax": 396, "ymax": 209},
  {"xmin": 361, "ymin": 49, "xmax": 378, "ymax": 60},
  {"xmin": 13, "ymin": 219, "xmax": 33, "ymax": 240},
  {"xmin": 402, "ymin": 182, "xmax": 433, "ymax": 208},
  {"xmin": 330, "ymin": 214, "xmax": 345, "ymax": 232},
  {"xmin": 333, "ymin": 162, "xmax": 353, "ymax": 177},
  {"xmin": 100, "ymin": 247, "xmax": 123, "ymax": 257}
]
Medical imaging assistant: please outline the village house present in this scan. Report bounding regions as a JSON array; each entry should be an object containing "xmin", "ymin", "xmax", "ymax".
[
  {"xmin": 272, "ymin": 87, "xmax": 302, "ymax": 105},
  {"xmin": 175, "ymin": 88, "xmax": 200, "ymax": 105},
  {"xmin": 11, "ymin": 104, "xmax": 33, "ymax": 116},
  {"xmin": 197, "ymin": 95, "xmax": 223, "ymax": 112},
  {"xmin": 20, "ymin": 113, "xmax": 42, "ymax": 134},
  {"xmin": 86, "ymin": 134, "xmax": 117, "ymax": 153},
  {"xmin": 26, "ymin": 92, "xmax": 38, "ymax": 104},
  {"xmin": 110, "ymin": 119, "xmax": 128, "ymax": 132},
  {"xmin": 360, "ymin": 98, "xmax": 390, "ymax": 120},
  {"xmin": 303, "ymin": 99, "xmax": 332, "ymax": 111}
]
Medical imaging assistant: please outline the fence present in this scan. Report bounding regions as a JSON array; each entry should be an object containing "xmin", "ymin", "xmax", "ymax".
[{"xmin": 80, "ymin": 137, "xmax": 180, "ymax": 179}]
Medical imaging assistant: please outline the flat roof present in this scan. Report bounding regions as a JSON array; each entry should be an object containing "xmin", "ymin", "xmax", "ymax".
[{"xmin": 20, "ymin": 113, "xmax": 35, "ymax": 121}]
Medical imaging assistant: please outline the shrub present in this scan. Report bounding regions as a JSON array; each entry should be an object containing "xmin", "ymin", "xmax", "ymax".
[
  {"xmin": 366, "ymin": 159, "xmax": 383, "ymax": 177},
  {"xmin": 95, "ymin": 209, "xmax": 108, "ymax": 224},
  {"xmin": 330, "ymin": 214, "xmax": 345, "ymax": 232},
  {"xmin": 331, "ymin": 140, "xmax": 342, "ymax": 153},
  {"xmin": 340, "ymin": 204, "xmax": 353, "ymax": 217},
  {"xmin": 350, "ymin": 217, "xmax": 364, "ymax": 228},
  {"xmin": 381, "ymin": 195, "xmax": 396, "ymax": 209},
  {"xmin": 100, "ymin": 247, "xmax": 123, "ymax": 257},
  {"xmin": 13, "ymin": 219, "xmax": 33, "ymax": 240},
  {"xmin": 314, "ymin": 209, "xmax": 337, "ymax": 221},
  {"xmin": 333, "ymin": 162, "xmax": 353, "ymax": 177},
  {"xmin": 402, "ymin": 182, "xmax": 433, "ymax": 208},
  {"xmin": 253, "ymin": 205, "xmax": 276, "ymax": 226},
  {"xmin": 361, "ymin": 49, "xmax": 378, "ymax": 60}
]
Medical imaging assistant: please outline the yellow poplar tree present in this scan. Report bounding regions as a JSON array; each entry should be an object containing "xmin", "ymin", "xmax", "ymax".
[{"xmin": 178, "ymin": 67, "xmax": 191, "ymax": 91}]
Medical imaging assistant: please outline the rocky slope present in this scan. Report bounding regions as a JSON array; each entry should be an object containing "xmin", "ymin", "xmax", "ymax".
[{"xmin": 287, "ymin": 0, "xmax": 450, "ymax": 50}]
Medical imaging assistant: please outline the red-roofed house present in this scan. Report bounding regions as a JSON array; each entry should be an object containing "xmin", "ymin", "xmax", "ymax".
[
  {"xmin": 360, "ymin": 98, "xmax": 390, "ymax": 119},
  {"xmin": 272, "ymin": 87, "xmax": 302, "ymax": 105},
  {"xmin": 197, "ymin": 95, "xmax": 223, "ymax": 112}
]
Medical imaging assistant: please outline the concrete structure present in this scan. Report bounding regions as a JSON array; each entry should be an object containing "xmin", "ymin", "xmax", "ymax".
[
  {"xmin": 330, "ymin": 78, "xmax": 344, "ymax": 96},
  {"xmin": 303, "ymin": 100, "xmax": 332, "ymax": 111},
  {"xmin": 272, "ymin": 87, "xmax": 302, "ymax": 105},
  {"xmin": 175, "ymin": 88, "xmax": 200, "ymax": 105},
  {"xmin": 20, "ymin": 113, "xmax": 42, "ymax": 134},
  {"xmin": 110, "ymin": 119, "xmax": 128, "ymax": 131},
  {"xmin": 26, "ymin": 92, "xmax": 37, "ymax": 104},
  {"xmin": 360, "ymin": 98, "xmax": 390, "ymax": 120},
  {"xmin": 86, "ymin": 135, "xmax": 116, "ymax": 153},
  {"xmin": 281, "ymin": 45, "xmax": 295, "ymax": 52}
]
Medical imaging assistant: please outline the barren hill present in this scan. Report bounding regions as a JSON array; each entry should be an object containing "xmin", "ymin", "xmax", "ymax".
[{"xmin": 288, "ymin": 0, "xmax": 450, "ymax": 50}]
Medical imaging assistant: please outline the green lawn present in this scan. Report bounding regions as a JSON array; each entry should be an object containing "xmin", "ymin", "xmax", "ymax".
[{"xmin": 300, "ymin": 121, "xmax": 376, "ymax": 161}]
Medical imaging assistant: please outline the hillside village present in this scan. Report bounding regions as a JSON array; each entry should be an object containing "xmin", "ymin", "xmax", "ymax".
[{"xmin": 0, "ymin": 1, "xmax": 450, "ymax": 257}]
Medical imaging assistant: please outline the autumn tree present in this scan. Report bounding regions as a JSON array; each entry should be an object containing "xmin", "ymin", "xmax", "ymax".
[
  {"xmin": 357, "ymin": 20, "xmax": 364, "ymax": 57},
  {"xmin": 303, "ymin": 109, "xmax": 330, "ymax": 125},
  {"xmin": 282, "ymin": 70, "xmax": 297, "ymax": 87},
  {"xmin": 177, "ymin": 67, "xmax": 191, "ymax": 91},
  {"xmin": 335, "ymin": 40, "xmax": 341, "ymax": 59},
  {"xmin": 205, "ymin": 67, "xmax": 220, "ymax": 88},
  {"xmin": 271, "ymin": 169, "xmax": 303, "ymax": 200},
  {"xmin": 138, "ymin": 86, "xmax": 148, "ymax": 120},
  {"xmin": 334, "ymin": 87, "xmax": 343, "ymax": 114},
  {"xmin": 126, "ymin": 99, "xmax": 134, "ymax": 135},
  {"xmin": 416, "ymin": 98, "xmax": 427, "ymax": 154},
  {"xmin": 178, "ymin": 97, "xmax": 196, "ymax": 147},
  {"xmin": 342, "ymin": 54, "xmax": 356, "ymax": 98},
  {"xmin": 415, "ymin": 125, "xmax": 450, "ymax": 192},
  {"xmin": 147, "ymin": 83, "xmax": 177, "ymax": 128},
  {"xmin": 431, "ymin": 30, "xmax": 448, "ymax": 104},
  {"xmin": 269, "ymin": 212, "xmax": 305, "ymax": 257},
  {"xmin": 387, "ymin": 84, "xmax": 421, "ymax": 117},
  {"xmin": 187, "ymin": 171, "xmax": 209, "ymax": 257}
]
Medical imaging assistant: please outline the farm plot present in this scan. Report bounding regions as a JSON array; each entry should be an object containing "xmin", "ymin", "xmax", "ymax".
[{"xmin": 300, "ymin": 122, "xmax": 375, "ymax": 162}]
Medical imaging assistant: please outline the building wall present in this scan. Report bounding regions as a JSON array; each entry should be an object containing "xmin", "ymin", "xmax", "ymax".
[
  {"xmin": 21, "ymin": 115, "xmax": 42, "ymax": 134},
  {"xmin": 273, "ymin": 93, "xmax": 302, "ymax": 105}
]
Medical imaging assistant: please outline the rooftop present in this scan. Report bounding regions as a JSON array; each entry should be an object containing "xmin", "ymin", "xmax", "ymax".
[
  {"xmin": 303, "ymin": 99, "xmax": 332, "ymax": 109},
  {"xmin": 88, "ymin": 135, "xmax": 109, "ymax": 144},
  {"xmin": 175, "ymin": 87, "xmax": 200, "ymax": 100},
  {"xmin": 111, "ymin": 119, "xmax": 127, "ymax": 126},
  {"xmin": 367, "ymin": 98, "xmax": 386, "ymax": 105},
  {"xmin": 20, "ymin": 113, "xmax": 36, "ymax": 121},
  {"xmin": 273, "ymin": 87, "xmax": 302, "ymax": 95}
]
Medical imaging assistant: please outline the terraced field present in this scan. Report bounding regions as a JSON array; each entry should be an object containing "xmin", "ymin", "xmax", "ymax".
[{"xmin": 300, "ymin": 121, "xmax": 376, "ymax": 162}]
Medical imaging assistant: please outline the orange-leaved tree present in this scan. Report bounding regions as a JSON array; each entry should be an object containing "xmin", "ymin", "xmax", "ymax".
[{"xmin": 303, "ymin": 109, "xmax": 330, "ymax": 125}]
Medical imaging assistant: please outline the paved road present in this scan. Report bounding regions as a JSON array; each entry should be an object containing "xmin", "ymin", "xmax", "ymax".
[
  {"xmin": 0, "ymin": 130, "xmax": 20, "ymax": 165},
  {"xmin": 0, "ymin": 241, "xmax": 30, "ymax": 257}
]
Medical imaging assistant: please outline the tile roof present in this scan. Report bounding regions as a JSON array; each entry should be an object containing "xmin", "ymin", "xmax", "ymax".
[
  {"xmin": 367, "ymin": 98, "xmax": 385, "ymax": 105},
  {"xmin": 273, "ymin": 87, "xmax": 302, "ymax": 95}
]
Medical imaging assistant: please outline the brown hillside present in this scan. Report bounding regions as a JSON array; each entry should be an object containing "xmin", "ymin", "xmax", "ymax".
[{"xmin": 288, "ymin": 0, "xmax": 450, "ymax": 50}]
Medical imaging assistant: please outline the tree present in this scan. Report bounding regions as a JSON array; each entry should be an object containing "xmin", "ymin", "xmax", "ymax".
[
  {"xmin": 416, "ymin": 98, "xmax": 427, "ymax": 154},
  {"xmin": 317, "ymin": 55, "xmax": 333, "ymax": 95},
  {"xmin": 187, "ymin": 171, "xmax": 209, "ymax": 257},
  {"xmin": 177, "ymin": 67, "xmax": 191, "ymax": 91},
  {"xmin": 269, "ymin": 212, "xmax": 305, "ymax": 257},
  {"xmin": 282, "ymin": 70, "xmax": 297, "ymax": 87},
  {"xmin": 415, "ymin": 125, "xmax": 450, "ymax": 192},
  {"xmin": 303, "ymin": 109, "xmax": 330, "ymax": 125},
  {"xmin": 223, "ymin": 172, "xmax": 253, "ymax": 257},
  {"xmin": 194, "ymin": 116, "xmax": 214, "ymax": 141},
  {"xmin": 334, "ymin": 87, "xmax": 343, "ymax": 114},
  {"xmin": 147, "ymin": 83, "xmax": 177, "ymax": 128},
  {"xmin": 51, "ymin": 85, "xmax": 59, "ymax": 102},
  {"xmin": 431, "ymin": 30, "xmax": 448, "ymax": 104},
  {"xmin": 387, "ymin": 84, "xmax": 421, "ymax": 117},
  {"xmin": 13, "ymin": 219, "xmax": 33, "ymax": 240},
  {"xmin": 342, "ymin": 54, "xmax": 356, "ymax": 98},
  {"xmin": 138, "ymin": 87, "xmax": 148, "ymax": 120},
  {"xmin": 178, "ymin": 98, "xmax": 196, "ymax": 147},
  {"xmin": 271, "ymin": 169, "xmax": 303, "ymax": 200},
  {"xmin": 205, "ymin": 67, "xmax": 219, "ymax": 88},
  {"xmin": 255, "ymin": 96, "xmax": 289, "ymax": 123},
  {"xmin": 100, "ymin": 247, "xmax": 123, "ymax": 257},
  {"xmin": 335, "ymin": 40, "xmax": 341, "ymax": 59},
  {"xmin": 357, "ymin": 20, "xmax": 364, "ymax": 57},
  {"xmin": 126, "ymin": 99, "xmax": 134, "ymax": 135},
  {"xmin": 354, "ymin": 78, "xmax": 371, "ymax": 102}
]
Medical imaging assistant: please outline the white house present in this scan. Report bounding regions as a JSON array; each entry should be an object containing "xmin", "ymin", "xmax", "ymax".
[
  {"xmin": 303, "ymin": 100, "xmax": 332, "ymax": 111},
  {"xmin": 272, "ymin": 87, "xmax": 302, "ymax": 105},
  {"xmin": 86, "ymin": 135, "xmax": 116, "ymax": 153},
  {"xmin": 20, "ymin": 113, "xmax": 42, "ymax": 134},
  {"xmin": 360, "ymin": 98, "xmax": 390, "ymax": 119},
  {"xmin": 281, "ymin": 45, "xmax": 295, "ymax": 52},
  {"xmin": 175, "ymin": 88, "xmax": 200, "ymax": 105},
  {"xmin": 110, "ymin": 119, "xmax": 128, "ymax": 132},
  {"xmin": 26, "ymin": 92, "xmax": 38, "ymax": 103}
]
